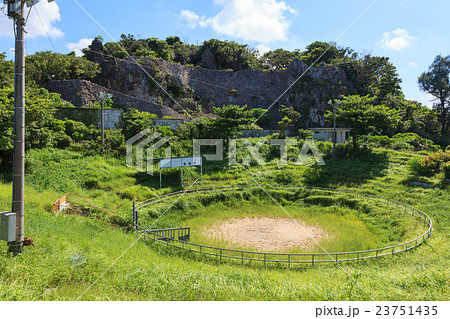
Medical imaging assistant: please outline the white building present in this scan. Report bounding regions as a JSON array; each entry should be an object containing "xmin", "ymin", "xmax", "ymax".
[{"xmin": 310, "ymin": 128, "xmax": 351, "ymax": 144}]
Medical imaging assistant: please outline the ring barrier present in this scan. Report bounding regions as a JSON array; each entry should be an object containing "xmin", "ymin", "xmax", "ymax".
[{"xmin": 134, "ymin": 185, "xmax": 433, "ymax": 267}]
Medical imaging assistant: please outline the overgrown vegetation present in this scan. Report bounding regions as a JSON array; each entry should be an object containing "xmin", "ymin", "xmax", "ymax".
[{"xmin": 0, "ymin": 146, "xmax": 448, "ymax": 300}]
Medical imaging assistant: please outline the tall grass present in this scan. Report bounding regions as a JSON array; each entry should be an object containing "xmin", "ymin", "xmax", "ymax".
[{"xmin": 0, "ymin": 147, "xmax": 447, "ymax": 300}]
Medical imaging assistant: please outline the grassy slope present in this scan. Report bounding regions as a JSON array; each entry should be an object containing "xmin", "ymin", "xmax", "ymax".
[{"xmin": 0, "ymin": 148, "xmax": 448, "ymax": 301}]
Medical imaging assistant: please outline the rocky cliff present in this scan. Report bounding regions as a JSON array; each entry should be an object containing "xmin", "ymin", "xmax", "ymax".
[{"xmin": 48, "ymin": 39, "xmax": 352, "ymax": 127}]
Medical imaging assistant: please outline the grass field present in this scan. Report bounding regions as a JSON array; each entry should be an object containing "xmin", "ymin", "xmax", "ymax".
[{"xmin": 0, "ymin": 147, "xmax": 448, "ymax": 300}]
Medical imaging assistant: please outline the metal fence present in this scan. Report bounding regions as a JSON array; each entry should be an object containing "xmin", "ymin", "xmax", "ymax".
[{"xmin": 134, "ymin": 185, "xmax": 433, "ymax": 267}]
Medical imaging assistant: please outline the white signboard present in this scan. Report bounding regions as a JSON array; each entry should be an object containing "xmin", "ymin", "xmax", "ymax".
[{"xmin": 160, "ymin": 156, "xmax": 202, "ymax": 169}]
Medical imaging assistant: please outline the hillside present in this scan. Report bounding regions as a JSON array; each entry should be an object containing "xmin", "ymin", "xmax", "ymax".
[
  {"xmin": 46, "ymin": 39, "xmax": 351, "ymax": 128},
  {"xmin": 0, "ymin": 147, "xmax": 448, "ymax": 300}
]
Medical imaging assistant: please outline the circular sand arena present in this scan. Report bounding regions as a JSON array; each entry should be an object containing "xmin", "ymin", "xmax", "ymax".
[{"xmin": 204, "ymin": 217, "xmax": 330, "ymax": 252}]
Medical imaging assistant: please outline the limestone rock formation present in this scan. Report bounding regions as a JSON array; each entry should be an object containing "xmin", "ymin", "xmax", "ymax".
[{"xmin": 47, "ymin": 40, "xmax": 353, "ymax": 127}]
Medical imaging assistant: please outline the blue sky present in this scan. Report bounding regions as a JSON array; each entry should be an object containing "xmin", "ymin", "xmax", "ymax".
[{"xmin": 1, "ymin": 0, "xmax": 449, "ymax": 107}]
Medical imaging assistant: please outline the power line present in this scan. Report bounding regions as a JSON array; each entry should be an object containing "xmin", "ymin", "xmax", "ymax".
[
  {"xmin": 71, "ymin": 0, "xmax": 198, "ymax": 124},
  {"xmin": 33, "ymin": 5, "xmax": 94, "ymax": 105},
  {"xmin": 84, "ymin": 49, "xmax": 324, "ymax": 111}
]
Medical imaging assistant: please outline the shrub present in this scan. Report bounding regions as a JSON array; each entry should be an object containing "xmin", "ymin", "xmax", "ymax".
[
  {"xmin": 409, "ymin": 151, "xmax": 450, "ymax": 176},
  {"xmin": 361, "ymin": 133, "xmax": 440, "ymax": 152},
  {"xmin": 441, "ymin": 161, "xmax": 450, "ymax": 179},
  {"xmin": 408, "ymin": 157, "xmax": 434, "ymax": 176}
]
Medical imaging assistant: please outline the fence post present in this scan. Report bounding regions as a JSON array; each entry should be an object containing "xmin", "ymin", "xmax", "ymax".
[
  {"xmin": 264, "ymin": 253, "xmax": 266, "ymax": 266},
  {"xmin": 242, "ymin": 251, "xmax": 244, "ymax": 265},
  {"xmin": 135, "ymin": 210, "xmax": 138, "ymax": 228},
  {"xmin": 288, "ymin": 254, "xmax": 291, "ymax": 268},
  {"xmin": 357, "ymin": 252, "xmax": 359, "ymax": 262},
  {"xmin": 312, "ymin": 255, "xmax": 314, "ymax": 268},
  {"xmin": 132, "ymin": 201, "xmax": 136, "ymax": 228}
]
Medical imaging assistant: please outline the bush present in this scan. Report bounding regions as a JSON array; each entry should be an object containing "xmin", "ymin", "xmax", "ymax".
[
  {"xmin": 441, "ymin": 161, "xmax": 450, "ymax": 179},
  {"xmin": 408, "ymin": 157, "xmax": 434, "ymax": 176},
  {"xmin": 409, "ymin": 151, "xmax": 450, "ymax": 176},
  {"xmin": 361, "ymin": 133, "xmax": 440, "ymax": 152}
]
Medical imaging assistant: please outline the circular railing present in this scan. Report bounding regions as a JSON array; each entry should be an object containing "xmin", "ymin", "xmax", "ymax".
[{"xmin": 134, "ymin": 185, "xmax": 433, "ymax": 267}]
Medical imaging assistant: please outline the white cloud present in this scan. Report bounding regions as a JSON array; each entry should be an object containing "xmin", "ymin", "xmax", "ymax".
[
  {"xmin": 379, "ymin": 28, "xmax": 414, "ymax": 51},
  {"xmin": 409, "ymin": 62, "xmax": 418, "ymax": 67},
  {"xmin": 179, "ymin": 10, "xmax": 201, "ymax": 28},
  {"xmin": 180, "ymin": 0, "xmax": 297, "ymax": 43},
  {"xmin": 0, "ymin": 1, "xmax": 63, "ymax": 38},
  {"xmin": 66, "ymin": 38, "xmax": 93, "ymax": 56},
  {"xmin": 255, "ymin": 44, "xmax": 271, "ymax": 56}
]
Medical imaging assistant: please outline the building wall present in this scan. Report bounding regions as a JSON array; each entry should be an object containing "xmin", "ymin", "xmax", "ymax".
[{"xmin": 312, "ymin": 129, "xmax": 350, "ymax": 143}]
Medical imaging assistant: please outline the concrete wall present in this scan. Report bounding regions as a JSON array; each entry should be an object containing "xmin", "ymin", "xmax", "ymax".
[
  {"xmin": 54, "ymin": 108, "xmax": 124, "ymax": 130},
  {"xmin": 240, "ymin": 129, "xmax": 292, "ymax": 138},
  {"xmin": 153, "ymin": 119, "xmax": 184, "ymax": 130},
  {"xmin": 312, "ymin": 129, "xmax": 350, "ymax": 143}
]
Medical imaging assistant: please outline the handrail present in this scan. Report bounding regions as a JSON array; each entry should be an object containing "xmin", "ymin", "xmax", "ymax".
[{"xmin": 135, "ymin": 185, "xmax": 433, "ymax": 267}]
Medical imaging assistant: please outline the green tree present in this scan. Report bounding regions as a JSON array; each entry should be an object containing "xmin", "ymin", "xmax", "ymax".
[
  {"xmin": 299, "ymin": 41, "xmax": 343, "ymax": 66},
  {"xmin": 384, "ymin": 95, "xmax": 440, "ymax": 135},
  {"xmin": 26, "ymin": 51, "xmax": 100, "ymax": 87},
  {"xmin": 194, "ymin": 39, "xmax": 260, "ymax": 71},
  {"xmin": 338, "ymin": 55, "xmax": 403, "ymax": 102},
  {"xmin": 0, "ymin": 52, "xmax": 14, "ymax": 88},
  {"xmin": 418, "ymin": 55, "xmax": 450, "ymax": 134},
  {"xmin": 0, "ymin": 87, "xmax": 78, "ymax": 162},
  {"xmin": 212, "ymin": 104, "xmax": 255, "ymax": 140},
  {"xmin": 325, "ymin": 95, "xmax": 400, "ymax": 148},
  {"xmin": 261, "ymin": 49, "xmax": 300, "ymax": 70},
  {"xmin": 278, "ymin": 106, "xmax": 300, "ymax": 138}
]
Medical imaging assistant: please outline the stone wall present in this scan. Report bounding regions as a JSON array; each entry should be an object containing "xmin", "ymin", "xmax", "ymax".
[
  {"xmin": 85, "ymin": 40, "xmax": 352, "ymax": 128},
  {"xmin": 46, "ymin": 80, "xmax": 184, "ymax": 119},
  {"xmin": 54, "ymin": 107, "xmax": 124, "ymax": 130}
]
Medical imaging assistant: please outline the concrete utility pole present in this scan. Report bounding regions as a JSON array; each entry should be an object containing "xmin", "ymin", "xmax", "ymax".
[
  {"xmin": 328, "ymin": 99, "xmax": 340, "ymax": 160},
  {"xmin": 101, "ymin": 96, "xmax": 105, "ymax": 153},
  {"xmin": 9, "ymin": 0, "xmax": 26, "ymax": 254},
  {"xmin": 99, "ymin": 92, "xmax": 112, "ymax": 154},
  {"xmin": 5, "ymin": 0, "xmax": 55, "ymax": 253}
]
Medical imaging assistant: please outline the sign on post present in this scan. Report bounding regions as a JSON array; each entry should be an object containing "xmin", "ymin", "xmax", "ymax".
[
  {"xmin": 158, "ymin": 156, "xmax": 203, "ymax": 188},
  {"xmin": 159, "ymin": 156, "xmax": 202, "ymax": 169}
]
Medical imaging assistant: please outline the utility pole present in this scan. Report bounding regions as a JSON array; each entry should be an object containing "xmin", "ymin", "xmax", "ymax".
[
  {"xmin": 328, "ymin": 99, "xmax": 340, "ymax": 160},
  {"xmin": 8, "ymin": 0, "xmax": 26, "ymax": 254},
  {"xmin": 99, "ymin": 92, "xmax": 112, "ymax": 154},
  {"xmin": 100, "ymin": 96, "xmax": 105, "ymax": 153},
  {"xmin": 4, "ymin": 0, "xmax": 55, "ymax": 254}
]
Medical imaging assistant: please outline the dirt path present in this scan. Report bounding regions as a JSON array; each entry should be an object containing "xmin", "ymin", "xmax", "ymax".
[{"xmin": 204, "ymin": 217, "xmax": 330, "ymax": 252}]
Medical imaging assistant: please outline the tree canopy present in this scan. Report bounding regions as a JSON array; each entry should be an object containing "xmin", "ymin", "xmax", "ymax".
[
  {"xmin": 211, "ymin": 104, "xmax": 255, "ymax": 140},
  {"xmin": 418, "ymin": 55, "xmax": 450, "ymax": 134},
  {"xmin": 0, "ymin": 52, "xmax": 14, "ymax": 88},
  {"xmin": 261, "ymin": 49, "xmax": 300, "ymax": 70},
  {"xmin": 325, "ymin": 95, "xmax": 400, "ymax": 148},
  {"xmin": 26, "ymin": 51, "xmax": 100, "ymax": 87}
]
